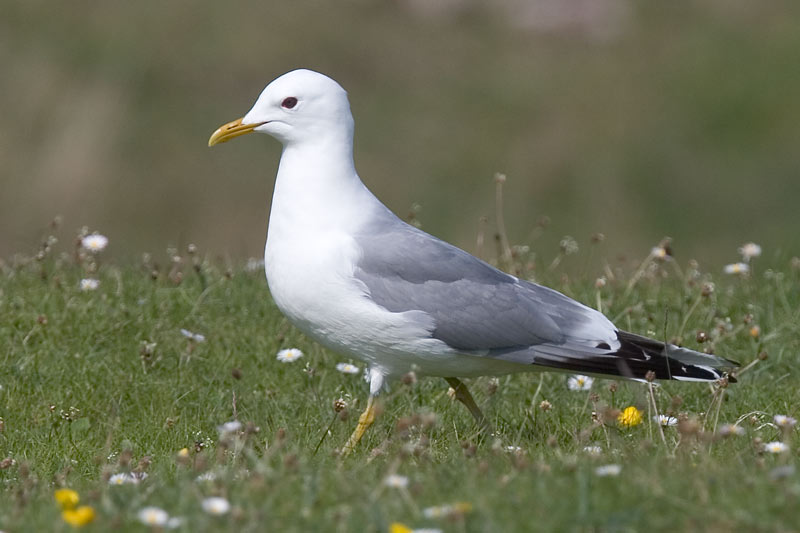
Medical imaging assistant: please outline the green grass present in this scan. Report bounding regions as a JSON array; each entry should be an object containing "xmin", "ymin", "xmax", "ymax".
[{"xmin": 1, "ymin": 236, "xmax": 799, "ymax": 532}]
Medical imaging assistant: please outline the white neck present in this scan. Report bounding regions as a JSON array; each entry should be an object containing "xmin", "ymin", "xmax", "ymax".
[{"xmin": 266, "ymin": 135, "xmax": 381, "ymax": 246}]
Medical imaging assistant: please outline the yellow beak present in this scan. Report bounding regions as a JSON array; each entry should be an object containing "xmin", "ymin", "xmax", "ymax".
[{"xmin": 208, "ymin": 117, "xmax": 267, "ymax": 147}]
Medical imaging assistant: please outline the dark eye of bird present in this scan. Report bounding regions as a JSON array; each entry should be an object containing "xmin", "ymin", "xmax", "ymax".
[{"xmin": 281, "ymin": 97, "xmax": 298, "ymax": 109}]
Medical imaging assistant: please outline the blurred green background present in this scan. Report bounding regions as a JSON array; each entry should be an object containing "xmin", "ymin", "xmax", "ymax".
[{"xmin": 3, "ymin": 1, "xmax": 799, "ymax": 266}]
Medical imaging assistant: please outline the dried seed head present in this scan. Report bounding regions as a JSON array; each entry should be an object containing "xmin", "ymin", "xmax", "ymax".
[
  {"xmin": 608, "ymin": 383, "xmax": 618, "ymax": 393},
  {"xmin": 591, "ymin": 233, "xmax": 605, "ymax": 244},
  {"xmin": 486, "ymin": 377, "xmax": 499, "ymax": 396},
  {"xmin": 539, "ymin": 400, "xmax": 552, "ymax": 412},
  {"xmin": 462, "ymin": 441, "xmax": 477, "ymax": 458},
  {"xmin": 401, "ymin": 371, "xmax": 417, "ymax": 386},
  {"xmin": 696, "ymin": 331, "xmax": 707, "ymax": 343},
  {"xmin": 645, "ymin": 370, "xmax": 656, "ymax": 382},
  {"xmin": 136, "ymin": 456, "xmax": 152, "ymax": 471},
  {"xmin": 494, "ymin": 172, "xmax": 507, "ymax": 184},
  {"xmin": 677, "ymin": 418, "xmax": 700, "ymax": 436},
  {"xmin": 333, "ymin": 398, "xmax": 347, "ymax": 413},
  {"xmin": 701, "ymin": 282, "xmax": 715, "ymax": 297},
  {"xmin": 602, "ymin": 407, "xmax": 621, "ymax": 424},
  {"xmin": 119, "ymin": 449, "xmax": 133, "ymax": 467},
  {"xmin": 758, "ymin": 351, "xmax": 768, "ymax": 361}
]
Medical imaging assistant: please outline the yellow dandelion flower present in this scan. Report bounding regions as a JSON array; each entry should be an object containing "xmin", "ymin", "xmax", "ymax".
[
  {"xmin": 54, "ymin": 488, "xmax": 80, "ymax": 510},
  {"xmin": 617, "ymin": 406, "xmax": 643, "ymax": 428},
  {"xmin": 62, "ymin": 505, "xmax": 96, "ymax": 527},
  {"xmin": 389, "ymin": 523, "xmax": 413, "ymax": 533}
]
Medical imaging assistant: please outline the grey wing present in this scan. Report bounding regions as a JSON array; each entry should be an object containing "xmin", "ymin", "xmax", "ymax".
[{"xmin": 353, "ymin": 221, "xmax": 618, "ymax": 358}]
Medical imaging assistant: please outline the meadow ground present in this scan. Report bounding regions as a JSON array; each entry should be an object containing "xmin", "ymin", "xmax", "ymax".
[{"xmin": 1, "ymin": 228, "xmax": 798, "ymax": 532}]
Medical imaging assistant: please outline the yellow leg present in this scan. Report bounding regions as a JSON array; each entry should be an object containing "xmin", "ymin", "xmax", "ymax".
[
  {"xmin": 445, "ymin": 377, "xmax": 490, "ymax": 431},
  {"xmin": 341, "ymin": 394, "xmax": 377, "ymax": 456}
]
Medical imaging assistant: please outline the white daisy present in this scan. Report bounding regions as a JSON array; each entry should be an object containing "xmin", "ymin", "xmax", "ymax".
[
  {"xmin": 763, "ymin": 441, "xmax": 789, "ymax": 454},
  {"xmin": 245, "ymin": 258, "xmax": 265, "ymax": 272},
  {"xmin": 166, "ymin": 517, "xmax": 184, "ymax": 529},
  {"xmin": 196, "ymin": 472, "xmax": 217, "ymax": 483},
  {"xmin": 335, "ymin": 362, "xmax": 360, "ymax": 374},
  {"xmin": 506, "ymin": 445, "xmax": 522, "ymax": 453},
  {"xmin": 718, "ymin": 424, "xmax": 746, "ymax": 436},
  {"xmin": 567, "ymin": 375, "xmax": 593, "ymax": 391},
  {"xmin": 738, "ymin": 242, "xmax": 762, "ymax": 261},
  {"xmin": 383, "ymin": 474, "xmax": 409, "ymax": 489},
  {"xmin": 201, "ymin": 496, "xmax": 231, "ymax": 515},
  {"xmin": 138, "ymin": 507, "xmax": 169, "ymax": 527},
  {"xmin": 80, "ymin": 278, "xmax": 99, "ymax": 291},
  {"xmin": 594, "ymin": 464, "xmax": 622, "ymax": 477},
  {"xmin": 653, "ymin": 415, "xmax": 678, "ymax": 427},
  {"xmin": 217, "ymin": 420, "xmax": 242, "ymax": 435},
  {"xmin": 583, "ymin": 446, "xmax": 602, "ymax": 456},
  {"xmin": 773, "ymin": 415, "xmax": 797, "ymax": 429},
  {"xmin": 651, "ymin": 246, "xmax": 670, "ymax": 261},
  {"xmin": 422, "ymin": 502, "xmax": 472, "ymax": 519},
  {"xmin": 81, "ymin": 234, "xmax": 108, "ymax": 253},
  {"xmin": 723, "ymin": 263, "xmax": 750, "ymax": 275},
  {"xmin": 109, "ymin": 472, "xmax": 147, "ymax": 485},
  {"xmin": 180, "ymin": 328, "xmax": 206, "ymax": 342},
  {"xmin": 276, "ymin": 348, "xmax": 303, "ymax": 363}
]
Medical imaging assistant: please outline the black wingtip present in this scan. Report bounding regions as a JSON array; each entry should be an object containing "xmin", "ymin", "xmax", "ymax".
[{"xmin": 614, "ymin": 330, "xmax": 738, "ymax": 382}]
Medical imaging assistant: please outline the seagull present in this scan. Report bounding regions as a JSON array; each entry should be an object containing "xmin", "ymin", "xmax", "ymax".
[{"xmin": 208, "ymin": 69, "xmax": 737, "ymax": 454}]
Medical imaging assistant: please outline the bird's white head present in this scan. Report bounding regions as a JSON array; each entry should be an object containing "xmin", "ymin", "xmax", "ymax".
[{"xmin": 208, "ymin": 69, "xmax": 354, "ymax": 147}]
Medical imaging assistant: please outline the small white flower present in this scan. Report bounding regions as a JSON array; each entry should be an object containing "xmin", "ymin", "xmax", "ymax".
[
  {"xmin": 764, "ymin": 441, "xmax": 789, "ymax": 454},
  {"xmin": 201, "ymin": 496, "xmax": 231, "ymax": 515},
  {"xmin": 81, "ymin": 233, "xmax": 108, "ymax": 253},
  {"xmin": 773, "ymin": 415, "xmax": 797, "ymax": 429},
  {"xmin": 583, "ymin": 446, "xmax": 602, "ymax": 456},
  {"xmin": 738, "ymin": 242, "xmax": 762, "ymax": 261},
  {"xmin": 166, "ymin": 517, "xmax": 184, "ymax": 529},
  {"xmin": 718, "ymin": 424, "xmax": 746, "ymax": 436},
  {"xmin": 422, "ymin": 502, "xmax": 472, "ymax": 519},
  {"xmin": 723, "ymin": 263, "xmax": 750, "ymax": 275},
  {"xmin": 506, "ymin": 445, "xmax": 522, "ymax": 453},
  {"xmin": 567, "ymin": 375, "xmax": 593, "ymax": 391},
  {"xmin": 653, "ymin": 415, "xmax": 678, "ymax": 427},
  {"xmin": 80, "ymin": 278, "xmax": 99, "ymax": 291},
  {"xmin": 180, "ymin": 328, "xmax": 206, "ymax": 342},
  {"xmin": 217, "ymin": 420, "xmax": 242, "ymax": 435},
  {"xmin": 196, "ymin": 471, "xmax": 217, "ymax": 483},
  {"xmin": 109, "ymin": 472, "xmax": 146, "ymax": 485},
  {"xmin": 651, "ymin": 246, "xmax": 670, "ymax": 261},
  {"xmin": 335, "ymin": 362, "xmax": 360, "ymax": 374},
  {"xmin": 138, "ymin": 507, "xmax": 169, "ymax": 526},
  {"xmin": 276, "ymin": 348, "xmax": 303, "ymax": 363},
  {"xmin": 594, "ymin": 464, "xmax": 622, "ymax": 477},
  {"xmin": 383, "ymin": 474, "xmax": 409, "ymax": 489},
  {"xmin": 245, "ymin": 258, "xmax": 265, "ymax": 272}
]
